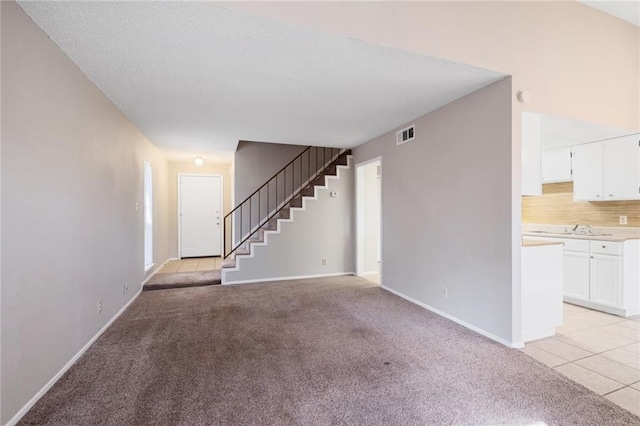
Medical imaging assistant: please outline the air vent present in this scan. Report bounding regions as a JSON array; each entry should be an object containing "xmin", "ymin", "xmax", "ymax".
[{"xmin": 396, "ymin": 125, "xmax": 415, "ymax": 145}]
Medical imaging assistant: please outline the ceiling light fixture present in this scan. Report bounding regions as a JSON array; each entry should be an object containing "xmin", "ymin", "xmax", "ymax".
[{"xmin": 194, "ymin": 156, "xmax": 204, "ymax": 166}]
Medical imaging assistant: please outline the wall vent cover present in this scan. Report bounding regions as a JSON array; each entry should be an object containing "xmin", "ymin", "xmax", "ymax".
[{"xmin": 396, "ymin": 125, "xmax": 415, "ymax": 145}]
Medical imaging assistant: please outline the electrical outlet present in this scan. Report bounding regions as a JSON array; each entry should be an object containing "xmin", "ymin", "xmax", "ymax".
[
  {"xmin": 442, "ymin": 287, "xmax": 448, "ymax": 298},
  {"xmin": 620, "ymin": 216, "xmax": 628, "ymax": 225},
  {"xmin": 97, "ymin": 300, "xmax": 102, "ymax": 314},
  {"xmin": 322, "ymin": 258, "xmax": 327, "ymax": 266},
  {"xmin": 124, "ymin": 283, "xmax": 129, "ymax": 295}
]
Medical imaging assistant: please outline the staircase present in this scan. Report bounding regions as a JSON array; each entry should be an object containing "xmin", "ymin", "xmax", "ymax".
[{"xmin": 222, "ymin": 147, "xmax": 351, "ymax": 273}]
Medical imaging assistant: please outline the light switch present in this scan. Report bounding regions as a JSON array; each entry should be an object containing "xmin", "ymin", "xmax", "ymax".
[{"xmin": 330, "ymin": 191, "xmax": 338, "ymax": 198}]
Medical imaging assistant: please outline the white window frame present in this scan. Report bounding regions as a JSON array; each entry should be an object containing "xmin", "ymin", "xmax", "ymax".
[{"xmin": 144, "ymin": 161, "xmax": 154, "ymax": 272}]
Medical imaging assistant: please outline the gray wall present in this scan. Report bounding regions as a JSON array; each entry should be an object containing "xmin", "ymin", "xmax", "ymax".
[
  {"xmin": 234, "ymin": 141, "xmax": 307, "ymax": 204},
  {"xmin": 1, "ymin": 2, "xmax": 170, "ymax": 423},
  {"xmin": 353, "ymin": 78, "xmax": 514, "ymax": 343},
  {"xmin": 224, "ymin": 162, "xmax": 355, "ymax": 283}
]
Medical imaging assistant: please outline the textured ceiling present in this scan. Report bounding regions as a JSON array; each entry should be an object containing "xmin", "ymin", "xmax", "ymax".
[
  {"xmin": 580, "ymin": 1, "xmax": 640, "ymax": 27},
  {"xmin": 539, "ymin": 114, "xmax": 635, "ymax": 150},
  {"xmin": 18, "ymin": 1, "xmax": 505, "ymax": 162}
]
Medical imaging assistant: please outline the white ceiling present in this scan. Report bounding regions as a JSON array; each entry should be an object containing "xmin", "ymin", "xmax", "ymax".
[
  {"xmin": 538, "ymin": 114, "xmax": 636, "ymax": 150},
  {"xmin": 580, "ymin": 1, "xmax": 640, "ymax": 27},
  {"xmin": 17, "ymin": 1, "xmax": 505, "ymax": 163}
]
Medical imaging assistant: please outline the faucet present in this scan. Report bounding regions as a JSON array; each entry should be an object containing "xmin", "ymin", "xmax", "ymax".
[
  {"xmin": 571, "ymin": 223, "xmax": 580, "ymax": 233},
  {"xmin": 585, "ymin": 225, "xmax": 594, "ymax": 235}
]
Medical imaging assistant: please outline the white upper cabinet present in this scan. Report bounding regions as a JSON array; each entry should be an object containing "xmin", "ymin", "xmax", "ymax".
[
  {"xmin": 573, "ymin": 142, "xmax": 604, "ymax": 201},
  {"xmin": 573, "ymin": 135, "xmax": 640, "ymax": 201},
  {"xmin": 603, "ymin": 135, "xmax": 640, "ymax": 200},
  {"xmin": 541, "ymin": 147, "xmax": 572, "ymax": 183}
]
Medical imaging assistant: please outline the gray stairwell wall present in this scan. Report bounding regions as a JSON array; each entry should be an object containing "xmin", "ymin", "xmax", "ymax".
[
  {"xmin": 224, "ymin": 162, "xmax": 355, "ymax": 283},
  {"xmin": 234, "ymin": 141, "xmax": 307, "ymax": 204},
  {"xmin": 352, "ymin": 78, "xmax": 514, "ymax": 344},
  {"xmin": 1, "ymin": 2, "xmax": 170, "ymax": 423}
]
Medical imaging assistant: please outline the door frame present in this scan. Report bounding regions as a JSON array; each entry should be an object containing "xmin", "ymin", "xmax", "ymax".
[
  {"xmin": 177, "ymin": 173, "xmax": 224, "ymax": 259},
  {"xmin": 355, "ymin": 157, "xmax": 382, "ymax": 282}
]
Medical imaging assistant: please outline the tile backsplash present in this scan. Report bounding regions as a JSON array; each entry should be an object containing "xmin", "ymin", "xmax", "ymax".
[{"xmin": 522, "ymin": 182, "xmax": 640, "ymax": 227}]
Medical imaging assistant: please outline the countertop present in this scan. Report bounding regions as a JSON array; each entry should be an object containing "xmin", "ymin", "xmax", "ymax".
[
  {"xmin": 522, "ymin": 225, "xmax": 640, "ymax": 242},
  {"xmin": 522, "ymin": 240, "xmax": 564, "ymax": 247}
]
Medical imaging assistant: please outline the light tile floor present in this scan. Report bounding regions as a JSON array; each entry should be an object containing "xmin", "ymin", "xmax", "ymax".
[
  {"xmin": 360, "ymin": 272, "xmax": 380, "ymax": 285},
  {"xmin": 521, "ymin": 303, "xmax": 640, "ymax": 417},
  {"xmin": 158, "ymin": 257, "xmax": 222, "ymax": 273}
]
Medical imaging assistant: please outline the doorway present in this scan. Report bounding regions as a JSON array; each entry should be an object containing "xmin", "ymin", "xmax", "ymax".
[
  {"xmin": 356, "ymin": 158, "xmax": 382, "ymax": 285},
  {"xmin": 179, "ymin": 174, "xmax": 223, "ymax": 258}
]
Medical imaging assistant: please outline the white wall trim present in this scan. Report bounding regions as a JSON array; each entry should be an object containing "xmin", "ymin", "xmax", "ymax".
[
  {"xmin": 224, "ymin": 272, "xmax": 355, "ymax": 286},
  {"xmin": 6, "ymin": 288, "xmax": 143, "ymax": 426},
  {"xmin": 221, "ymin": 156, "xmax": 352, "ymax": 283},
  {"xmin": 380, "ymin": 285, "xmax": 523, "ymax": 349},
  {"xmin": 355, "ymin": 157, "xmax": 382, "ymax": 277}
]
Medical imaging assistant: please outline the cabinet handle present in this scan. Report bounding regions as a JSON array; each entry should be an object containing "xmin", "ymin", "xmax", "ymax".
[
  {"xmin": 595, "ymin": 194, "xmax": 601, "ymax": 198},
  {"xmin": 602, "ymin": 245, "xmax": 606, "ymax": 248},
  {"xmin": 591, "ymin": 256, "xmax": 594, "ymax": 259},
  {"xmin": 609, "ymin": 194, "xmax": 614, "ymax": 197}
]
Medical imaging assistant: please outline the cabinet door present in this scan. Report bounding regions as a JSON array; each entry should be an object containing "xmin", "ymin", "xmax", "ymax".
[
  {"xmin": 603, "ymin": 136, "xmax": 640, "ymax": 200},
  {"xmin": 541, "ymin": 148, "xmax": 572, "ymax": 183},
  {"xmin": 563, "ymin": 251, "xmax": 590, "ymax": 301},
  {"xmin": 590, "ymin": 254, "xmax": 622, "ymax": 308},
  {"xmin": 572, "ymin": 142, "xmax": 604, "ymax": 201}
]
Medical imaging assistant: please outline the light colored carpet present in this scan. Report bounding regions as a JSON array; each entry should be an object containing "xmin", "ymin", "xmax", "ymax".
[
  {"xmin": 19, "ymin": 276, "xmax": 640, "ymax": 425},
  {"xmin": 142, "ymin": 270, "xmax": 221, "ymax": 291}
]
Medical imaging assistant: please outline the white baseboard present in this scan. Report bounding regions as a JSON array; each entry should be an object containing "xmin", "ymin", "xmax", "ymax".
[
  {"xmin": 6, "ymin": 288, "xmax": 143, "ymax": 426},
  {"xmin": 223, "ymin": 272, "xmax": 355, "ymax": 286},
  {"xmin": 380, "ymin": 285, "xmax": 522, "ymax": 349},
  {"xmin": 359, "ymin": 271, "xmax": 380, "ymax": 276}
]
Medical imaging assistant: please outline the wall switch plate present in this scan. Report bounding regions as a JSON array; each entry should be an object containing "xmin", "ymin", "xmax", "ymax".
[
  {"xmin": 124, "ymin": 283, "xmax": 129, "ymax": 295},
  {"xmin": 322, "ymin": 258, "xmax": 327, "ymax": 266},
  {"xmin": 97, "ymin": 300, "xmax": 102, "ymax": 314},
  {"xmin": 442, "ymin": 287, "xmax": 448, "ymax": 298},
  {"xmin": 330, "ymin": 191, "xmax": 338, "ymax": 198},
  {"xmin": 620, "ymin": 216, "xmax": 628, "ymax": 225}
]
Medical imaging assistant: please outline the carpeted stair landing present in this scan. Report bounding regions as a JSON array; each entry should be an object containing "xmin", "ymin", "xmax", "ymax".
[{"xmin": 143, "ymin": 270, "xmax": 221, "ymax": 291}]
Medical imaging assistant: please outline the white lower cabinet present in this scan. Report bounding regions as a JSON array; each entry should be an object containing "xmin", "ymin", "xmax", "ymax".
[
  {"xmin": 523, "ymin": 235, "xmax": 639, "ymax": 317},
  {"xmin": 563, "ymin": 251, "xmax": 590, "ymax": 301},
  {"xmin": 590, "ymin": 254, "xmax": 622, "ymax": 308}
]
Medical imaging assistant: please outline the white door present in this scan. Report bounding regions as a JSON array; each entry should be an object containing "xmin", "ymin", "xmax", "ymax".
[
  {"xmin": 356, "ymin": 159, "xmax": 382, "ymax": 284},
  {"xmin": 572, "ymin": 142, "xmax": 603, "ymax": 201},
  {"xmin": 563, "ymin": 251, "xmax": 590, "ymax": 301},
  {"xmin": 179, "ymin": 175, "xmax": 222, "ymax": 258},
  {"xmin": 590, "ymin": 254, "xmax": 622, "ymax": 308}
]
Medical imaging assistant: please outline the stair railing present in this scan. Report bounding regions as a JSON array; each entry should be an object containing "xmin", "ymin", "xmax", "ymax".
[{"xmin": 224, "ymin": 146, "xmax": 346, "ymax": 258}]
